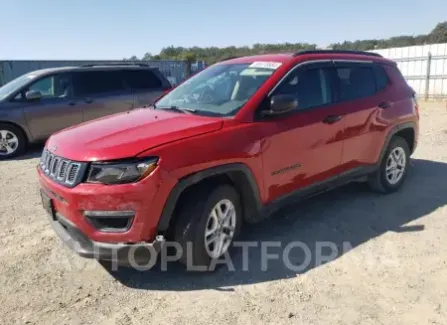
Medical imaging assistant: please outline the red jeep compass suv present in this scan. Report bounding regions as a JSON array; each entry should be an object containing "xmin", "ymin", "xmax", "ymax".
[{"xmin": 38, "ymin": 50, "xmax": 419, "ymax": 268}]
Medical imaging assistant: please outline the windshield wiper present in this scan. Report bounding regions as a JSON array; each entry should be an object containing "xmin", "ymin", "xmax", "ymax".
[{"xmin": 155, "ymin": 105, "xmax": 197, "ymax": 114}]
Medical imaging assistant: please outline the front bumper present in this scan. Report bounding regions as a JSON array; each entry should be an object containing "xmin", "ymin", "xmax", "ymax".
[
  {"xmin": 37, "ymin": 163, "xmax": 178, "ymax": 263},
  {"xmin": 48, "ymin": 210, "xmax": 165, "ymax": 264}
]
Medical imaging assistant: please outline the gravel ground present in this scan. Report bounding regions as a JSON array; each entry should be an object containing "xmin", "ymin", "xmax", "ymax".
[{"xmin": 1, "ymin": 102, "xmax": 447, "ymax": 325}]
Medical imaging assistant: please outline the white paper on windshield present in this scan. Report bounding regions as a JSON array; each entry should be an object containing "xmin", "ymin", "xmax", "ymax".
[{"xmin": 249, "ymin": 61, "xmax": 282, "ymax": 70}]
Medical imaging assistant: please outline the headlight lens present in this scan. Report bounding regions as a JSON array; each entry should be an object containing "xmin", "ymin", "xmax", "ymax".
[{"xmin": 86, "ymin": 157, "xmax": 158, "ymax": 185}]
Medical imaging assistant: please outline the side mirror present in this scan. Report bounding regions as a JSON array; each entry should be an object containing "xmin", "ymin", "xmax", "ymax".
[
  {"xmin": 25, "ymin": 90, "xmax": 42, "ymax": 101},
  {"xmin": 262, "ymin": 94, "xmax": 298, "ymax": 117}
]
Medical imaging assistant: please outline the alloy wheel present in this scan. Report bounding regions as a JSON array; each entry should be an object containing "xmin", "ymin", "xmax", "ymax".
[
  {"xmin": 0, "ymin": 130, "xmax": 19, "ymax": 156},
  {"xmin": 204, "ymin": 199, "xmax": 236, "ymax": 259},
  {"xmin": 385, "ymin": 146, "xmax": 406, "ymax": 185}
]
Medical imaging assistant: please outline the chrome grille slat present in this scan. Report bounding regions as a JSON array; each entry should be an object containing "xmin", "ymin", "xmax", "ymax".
[
  {"xmin": 40, "ymin": 150, "xmax": 47, "ymax": 167},
  {"xmin": 66, "ymin": 163, "xmax": 80, "ymax": 185},
  {"xmin": 50, "ymin": 157, "xmax": 59, "ymax": 176},
  {"xmin": 57, "ymin": 160, "xmax": 68, "ymax": 180},
  {"xmin": 45, "ymin": 154, "xmax": 51, "ymax": 173},
  {"xmin": 39, "ymin": 148, "xmax": 85, "ymax": 187}
]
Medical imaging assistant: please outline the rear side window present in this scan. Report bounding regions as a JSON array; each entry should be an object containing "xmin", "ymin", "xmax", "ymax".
[
  {"xmin": 123, "ymin": 70, "xmax": 163, "ymax": 91},
  {"xmin": 336, "ymin": 64, "xmax": 376, "ymax": 101},
  {"xmin": 74, "ymin": 71, "xmax": 127, "ymax": 96}
]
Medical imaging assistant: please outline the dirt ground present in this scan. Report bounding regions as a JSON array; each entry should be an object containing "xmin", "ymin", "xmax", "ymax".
[{"xmin": 1, "ymin": 102, "xmax": 447, "ymax": 325}]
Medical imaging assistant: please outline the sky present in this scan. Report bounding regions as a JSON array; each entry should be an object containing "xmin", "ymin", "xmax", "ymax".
[{"xmin": 1, "ymin": 0, "xmax": 446, "ymax": 60}]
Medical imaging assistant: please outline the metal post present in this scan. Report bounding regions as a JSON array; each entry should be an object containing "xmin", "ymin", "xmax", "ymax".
[
  {"xmin": 425, "ymin": 52, "xmax": 432, "ymax": 101},
  {"xmin": 0, "ymin": 62, "xmax": 4, "ymax": 87},
  {"xmin": 186, "ymin": 61, "xmax": 192, "ymax": 78}
]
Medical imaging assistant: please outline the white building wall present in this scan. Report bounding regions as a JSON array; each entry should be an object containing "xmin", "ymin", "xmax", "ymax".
[{"xmin": 370, "ymin": 43, "xmax": 447, "ymax": 99}]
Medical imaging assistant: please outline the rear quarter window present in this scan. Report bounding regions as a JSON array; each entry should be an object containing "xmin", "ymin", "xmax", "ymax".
[{"xmin": 372, "ymin": 64, "xmax": 390, "ymax": 91}]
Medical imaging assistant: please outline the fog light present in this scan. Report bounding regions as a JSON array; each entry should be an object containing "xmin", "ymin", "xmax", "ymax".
[{"xmin": 83, "ymin": 210, "xmax": 135, "ymax": 232}]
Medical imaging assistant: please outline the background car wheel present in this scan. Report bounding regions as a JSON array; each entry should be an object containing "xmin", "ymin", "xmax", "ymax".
[
  {"xmin": 368, "ymin": 136, "xmax": 410, "ymax": 194},
  {"xmin": 0, "ymin": 124, "xmax": 26, "ymax": 159},
  {"xmin": 174, "ymin": 184, "xmax": 242, "ymax": 271}
]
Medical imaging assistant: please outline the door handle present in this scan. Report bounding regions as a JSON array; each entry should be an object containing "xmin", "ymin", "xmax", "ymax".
[
  {"xmin": 378, "ymin": 101, "xmax": 391, "ymax": 109},
  {"xmin": 84, "ymin": 97, "xmax": 93, "ymax": 104},
  {"xmin": 68, "ymin": 101, "xmax": 76, "ymax": 106},
  {"xmin": 323, "ymin": 115, "xmax": 343, "ymax": 124}
]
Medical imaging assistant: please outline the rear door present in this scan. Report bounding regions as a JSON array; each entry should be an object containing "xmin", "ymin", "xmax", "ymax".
[
  {"xmin": 73, "ymin": 70, "xmax": 134, "ymax": 122},
  {"xmin": 21, "ymin": 72, "xmax": 83, "ymax": 140},
  {"xmin": 123, "ymin": 69, "xmax": 170, "ymax": 108},
  {"xmin": 333, "ymin": 61, "xmax": 389, "ymax": 170}
]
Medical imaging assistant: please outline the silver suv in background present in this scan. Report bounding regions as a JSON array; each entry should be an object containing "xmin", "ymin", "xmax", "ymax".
[{"xmin": 0, "ymin": 63, "xmax": 171, "ymax": 159}]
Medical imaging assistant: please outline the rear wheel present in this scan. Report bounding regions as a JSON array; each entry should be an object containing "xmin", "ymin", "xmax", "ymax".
[
  {"xmin": 0, "ymin": 124, "xmax": 26, "ymax": 159},
  {"xmin": 368, "ymin": 136, "xmax": 410, "ymax": 193},
  {"xmin": 174, "ymin": 184, "xmax": 242, "ymax": 271}
]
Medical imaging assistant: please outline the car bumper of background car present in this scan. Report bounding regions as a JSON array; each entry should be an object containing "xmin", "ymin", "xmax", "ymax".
[{"xmin": 37, "ymin": 166, "xmax": 176, "ymax": 263}]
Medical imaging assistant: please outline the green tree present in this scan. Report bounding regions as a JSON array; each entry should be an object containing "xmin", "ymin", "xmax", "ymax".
[
  {"xmin": 429, "ymin": 22, "xmax": 447, "ymax": 43},
  {"xmin": 125, "ymin": 21, "xmax": 447, "ymax": 63}
]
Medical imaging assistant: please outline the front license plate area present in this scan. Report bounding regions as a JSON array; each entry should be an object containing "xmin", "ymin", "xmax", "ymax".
[{"xmin": 41, "ymin": 190, "xmax": 55, "ymax": 220}]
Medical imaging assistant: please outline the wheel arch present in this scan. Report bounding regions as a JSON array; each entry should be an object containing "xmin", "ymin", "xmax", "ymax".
[
  {"xmin": 0, "ymin": 120, "xmax": 29, "ymax": 144},
  {"xmin": 378, "ymin": 121, "xmax": 417, "ymax": 164},
  {"xmin": 157, "ymin": 163, "xmax": 263, "ymax": 232}
]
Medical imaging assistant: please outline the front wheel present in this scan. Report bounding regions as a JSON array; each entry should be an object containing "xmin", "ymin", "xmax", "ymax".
[
  {"xmin": 174, "ymin": 184, "xmax": 242, "ymax": 271},
  {"xmin": 368, "ymin": 136, "xmax": 410, "ymax": 193}
]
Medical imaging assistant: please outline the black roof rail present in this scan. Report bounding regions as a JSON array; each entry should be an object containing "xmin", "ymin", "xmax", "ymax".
[
  {"xmin": 293, "ymin": 50, "xmax": 382, "ymax": 58},
  {"xmin": 80, "ymin": 62, "xmax": 150, "ymax": 67}
]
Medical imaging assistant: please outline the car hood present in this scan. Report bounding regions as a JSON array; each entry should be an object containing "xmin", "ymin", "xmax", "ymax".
[{"xmin": 46, "ymin": 108, "xmax": 223, "ymax": 161}]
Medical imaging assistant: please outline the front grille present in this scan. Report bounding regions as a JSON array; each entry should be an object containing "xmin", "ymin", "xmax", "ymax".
[{"xmin": 40, "ymin": 148, "xmax": 87, "ymax": 187}]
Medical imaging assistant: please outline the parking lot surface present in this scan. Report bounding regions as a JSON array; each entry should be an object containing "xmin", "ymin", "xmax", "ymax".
[{"xmin": 1, "ymin": 102, "xmax": 447, "ymax": 325}]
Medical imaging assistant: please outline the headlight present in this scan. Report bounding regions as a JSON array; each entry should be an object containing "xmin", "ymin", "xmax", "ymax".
[{"xmin": 86, "ymin": 157, "xmax": 158, "ymax": 185}]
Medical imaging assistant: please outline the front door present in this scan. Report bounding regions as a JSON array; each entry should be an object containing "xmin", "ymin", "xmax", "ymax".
[
  {"xmin": 260, "ymin": 61, "xmax": 346, "ymax": 202},
  {"xmin": 21, "ymin": 72, "xmax": 82, "ymax": 140}
]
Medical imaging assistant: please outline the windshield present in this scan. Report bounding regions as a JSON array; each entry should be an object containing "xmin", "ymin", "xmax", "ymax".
[
  {"xmin": 0, "ymin": 72, "xmax": 38, "ymax": 100},
  {"xmin": 155, "ymin": 62, "xmax": 281, "ymax": 116}
]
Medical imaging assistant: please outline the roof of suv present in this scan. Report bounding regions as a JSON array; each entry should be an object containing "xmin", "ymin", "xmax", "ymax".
[
  {"xmin": 25, "ymin": 64, "xmax": 161, "ymax": 78},
  {"xmin": 219, "ymin": 50, "xmax": 394, "ymax": 65}
]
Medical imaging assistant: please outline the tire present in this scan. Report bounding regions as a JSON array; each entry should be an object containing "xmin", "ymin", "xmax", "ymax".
[
  {"xmin": 174, "ymin": 184, "xmax": 242, "ymax": 271},
  {"xmin": 0, "ymin": 123, "xmax": 26, "ymax": 159},
  {"xmin": 368, "ymin": 136, "xmax": 410, "ymax": 194}
]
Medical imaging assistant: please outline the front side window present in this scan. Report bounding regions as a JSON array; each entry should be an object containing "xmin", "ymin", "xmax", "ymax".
[
  {"xmin": 274, "ymin": 66, "xmax": 333, "ymax": 110},
  {"xmin": 27, "ymin": 73, "xmax": 74, "ymax": 99},
  {"xmin": 155, "ymin": 63, "xmax": 279, "ymax": 116}
]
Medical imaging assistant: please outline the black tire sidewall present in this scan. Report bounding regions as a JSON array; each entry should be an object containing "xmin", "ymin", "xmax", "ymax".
[
  {"xmin": 0, "ymin": 124, "xmax": 26, "ymax": 159},
  {"xmin": 175, "ymin": 184, "xmax": 242, "ymax": 269},
  {"xmin": 379, "ymin": 137, "xmax": 410, "ymax": 192}
]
